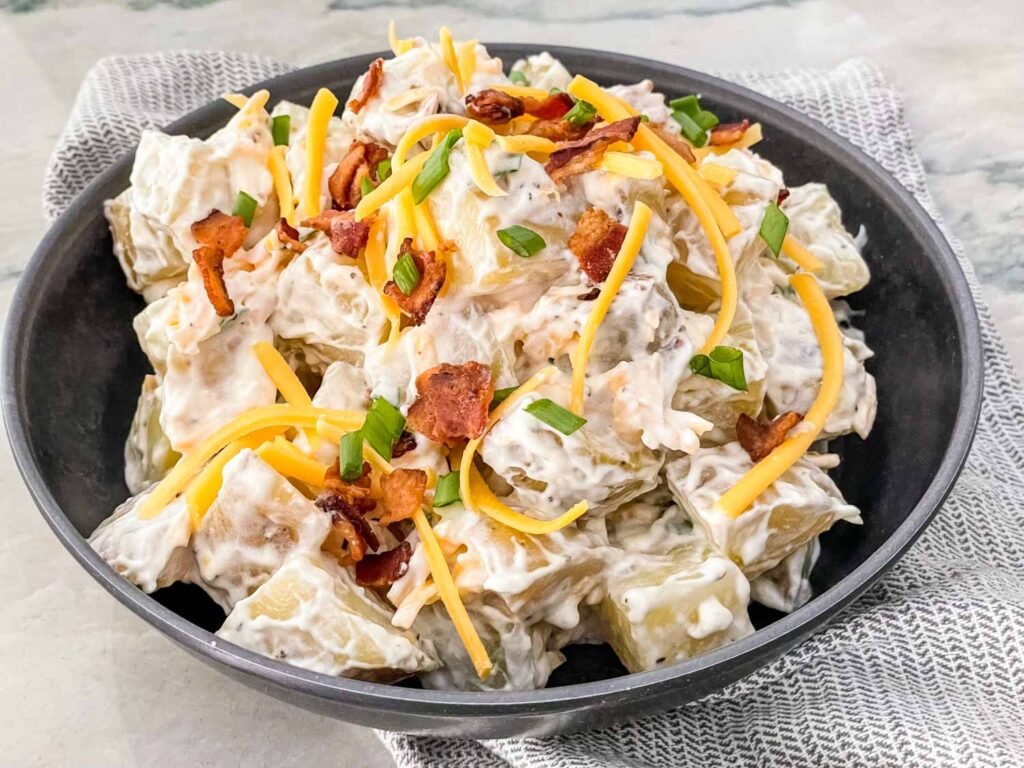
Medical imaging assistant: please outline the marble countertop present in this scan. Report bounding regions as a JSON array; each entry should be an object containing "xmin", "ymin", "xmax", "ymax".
[{"xmin": 0, "ymin": 1, "xmax": 1020, "ymax": 765}]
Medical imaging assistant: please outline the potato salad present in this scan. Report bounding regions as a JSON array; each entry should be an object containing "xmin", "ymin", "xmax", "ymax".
[{"xmin": 90, "ymin": 24, "xmax": 876, "ymax": 690}]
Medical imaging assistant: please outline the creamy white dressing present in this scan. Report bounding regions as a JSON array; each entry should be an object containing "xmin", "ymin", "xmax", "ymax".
[{"xmin": 509, "ymin": 52, "xmax": 572, "ymax": 92}]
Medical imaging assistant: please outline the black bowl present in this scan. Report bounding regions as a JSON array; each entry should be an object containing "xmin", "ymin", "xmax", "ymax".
[{"xmin": 2, "ymin": 46, "xmax": 982, "ymax": 738}]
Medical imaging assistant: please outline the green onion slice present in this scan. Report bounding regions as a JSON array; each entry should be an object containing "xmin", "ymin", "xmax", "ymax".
[
  {"xmin": 759, "ymin": 202, "xmax": 790, "ymax": 257},
  {"xmin": 362, "ymin": 397, "xmax": 406, "ymax": 461},
  {"xmin": 433, "ymin": 471, "xmax": 461, "ymax": 507},
  {"xmin": 525, "ymin": 398, "xmax": 587, "ymax": 435},
  {"xmin": 493, "ymin": 154, "xmax": 522, "ymax": 177},
  {"xmin": 508, "ymin": 70, "xmax": 529, "ymax": 86},
  {"xmin": 339, "ymin": 431, "xmax": 364, "ymax": 481},
  {"xmin": 231, "ymin": 191, "xmax": 258, "ymax": 227},
  {"xmin": 669, "ymin": 95, "xmax": 719, "ymax": 130},
  {"xmin": 689, "ymin": 346, "xmax": 747, "ymax": 391},
  {"xmin": 490, "ymin": 386, "xmax": 518, "ymax": 411},
  {"xmin": 671, "ymin": 110, "xmax": 708, "ymax": 148},
  {"xmin": 639, "ymin": 114, "xmax": 650, "ymax": 123},
  {"xmin": 360, "ymin": 176, "xmax": 375, "ymax": 198},
  {"xmin": 271, "ymin": 114, "xmax": 291, "ymax": 146},
  {"xmin": 497, "ymin": 225, "xmax": 546, "ymax": 257},
  {"xmin": 376, "ymin": 158, "xmax": 392, "ymax": 181},
  {"xmin": 563, "ymin": 99, "xmax": 596, "ymax": 126},
  {"xmin": 411, "ymin": 128, "xmax": 462, "ymax": 204},
  {"xmin": 393, "ymin": 252, "xmax": 421, "ymax": 296}
]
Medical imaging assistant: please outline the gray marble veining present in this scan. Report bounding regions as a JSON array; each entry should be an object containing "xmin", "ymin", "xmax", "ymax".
[{"xmin": 0, "ymin": 1, "xmax": 1019, "ymax": 765}]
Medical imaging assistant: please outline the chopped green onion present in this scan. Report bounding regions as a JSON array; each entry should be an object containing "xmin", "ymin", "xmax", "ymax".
[
  {"xmin": 497, "ymin": 225, "xmax": 546, "ymax": 257},
  {"xmin": 376, "ymin": 158, "xmax": 392, "ymax": 181},
  {"xmin": 360, "ymin": 176, "xmax": 375, "ymax": 198},
  {"xmin": 549, "ymin": 87, "xmax": 563, "ymax": 95},
  {"xmin": 433, "ymin": 472, "xmax": 461, "ymax": 507},
  {"xmin": 339, "ymin": 431, "xmax": 364, "ymax": 481},
  {"xmin": 362, "ymin": 397, "xmax": 406, "ymax": 461},
  {"xmin": 759, "ymin": 202, "xmax": 790, "ymax": 257},
  {"xmin": 669, "ymin": 95, "xmax": 719, "ymax": 130},
  {"xmin": 639, "ymin": 114, "xmax": 650, "ymax": 123},
  {"xmin": 411, "ymin": 128, "xmax": 462, "ymax": 204},
  {"xmin": 508, "ymin": 70, "xmax": 529, "ymax": 86},
  {"xmin": 563, "ymin": 99, "xmax": 597, "ymax": 126},
  {"xmin": 271, "ymin": 114, "xmax": 291, "ymax": 146},
  {"xmin": 493, "ymin": 155, "xmax": 522, "ymax": 177},
  {"xmin": 231, "ymin": 190, "xmax": 258, "ymax": 227},
  {"xmin": 490, "ymin": 386, "xmax": 518, "ymax": 410},
  {"xmin": 525, "ymin": 398, "xmax": 587, "ymax": 435},
  {"xmin": 671, "ymin": 110, "xmax": 708, "ymax": 148},
  {"xmin": 393, "ymin": 252, "xmax": 421, "ymax": 296},
  {"xmin": 689, "ymin": 346, "xmax": 747, "ymax": 391},
  {"xmin": 219, "ymin": 307, "xmax": 248, "ymax": 330}
]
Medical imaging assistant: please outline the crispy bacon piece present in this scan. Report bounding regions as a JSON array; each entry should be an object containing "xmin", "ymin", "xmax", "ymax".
[
  {"xmin": 709, "ymin": 119, "xmax": 751, "ymax": 146},
  {"xmin": 191, "ymin": 210, "xmax": 248, "ymax": 317},
  {"xmin": 329, "ymin": 140, "xmax": 390, "ymax": 210},
  {"xmin": 736, "ymin": 411, "xmax": 803, "ymax": 462},
  {"xmin": 347, "ymin": 57, "xmax": 384, "ymax": 114},
  {"xmin": 300, "ymin": 209, "xmax": 371, "ymax": 258},
  {"xmin": 355, "ymin": 541, "xmax": 412, "ymax": 587},
  {"xmin": 648, "ymin": 122, "xmax": 696, "ymax": 163},
  {"xmin": 527, "ymin": 118, "xmax": 593, "ymax": 142},
  {"xmin": 316, "ymin": 490, "xmax": 379, "ymax": 563},
  {"xmin": 275, "ymin": 218, "xmax": 307, "ymax": 253},
  {"xmin": 383, "ymin": 238, "xmax": 446, "ymax": 325},
  {"xmin": 391, "ymin": 431, "xmax": 417, "ymax": 459},
  {"xmin": 324, "ymin": 459, "xmax": 375, "ymax": 514},
  {"xmin": 521, "ymin": 91, "xmax": 575, "ymax": 120},
  {"xmin": 545, "ymin": 117, "xmax": 641, "ymax": 184},
  {"xmin": 379, "ymin": 469, "xmax": 427, "ymax": 526},
  {"xmin": 406, "ymin": 361, "xmax": 494, "ymax": 446},
  {"xmin": 569, "ymin": 207, "xmax": 628, "ymax": 284},
  {"xmin": 465, "ymin": 89, "xmax": 525, "ymax": 125},
  {"xmin": 776, "ymin": 187, "xmax": 791, "ymax": 206}
]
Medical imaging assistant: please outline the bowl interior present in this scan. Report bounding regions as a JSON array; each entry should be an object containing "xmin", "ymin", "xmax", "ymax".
[{"xmin": 6, "ymin": 46, "xmax": 976, "ymax": 700}]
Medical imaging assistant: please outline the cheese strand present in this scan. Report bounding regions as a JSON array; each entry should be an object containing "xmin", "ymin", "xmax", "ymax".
[{"xmin": 301, "ymin": 88, "xmax": 339, "ymax": 219}]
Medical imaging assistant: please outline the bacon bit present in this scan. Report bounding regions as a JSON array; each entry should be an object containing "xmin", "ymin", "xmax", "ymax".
[
  {"xmin": 648, "ymin": 122, "xmax": 696, "ymax": 163},
  {"xmin": 324, "ymin": 459, "xmax": 375, "ymax": 514},
  {"xmin": 316, "ymin": 489, "xmax": 380, "ymax": 563},
  {"xmin": 407, "ymin": 361, "xmax": 494, "ymax": 446},
  {"xmin": 383, "ymin": 238, "xmax": 446, "ymax": 325},
  {"xmin": 569, "ymin": 207, "xmax": 627, "ymax": 284},
  {"xmin": 709, "ymin": 119, "xmax": 751, "ymax": 146},
  {"xmin": 329, "ymin": 140, "xmax": 390, "ymax": 210},
  {"xmin": 527, "ymin": 118, "xmax": 593, "ymax": 142},
  {"xmin": 391, "ymin": 431, "xmax": 417, "ymax": 458},
  {"xmin": 736, "ymin": 411, "xmax": 803, "ymax": 462},
  {"xmin": 300, "ymin": 209, "xmax": 371, "ymax": 257},
  {"xmin": 577, "ymin": 287, "xmax": 601, "ymax": 301},
  {"xmin": 545, "ymin": 117, "xmax": 641, "ymax": 184},
  {"xmin": 347, "ymin": 57, "xmax": 384, "ymax": 113},
  {"xmin": 355, "ymin": 541, "xmax": 412, "ymax": 587},
  {"xmin": 776, "ymin": 187, "xmax": 790, "ymax": 206},
  {"xmin": 465, "ymin": 89, "xmax": 525, "ymax": 125},
  {"xmin": 521, "ymin": 91, "xmax": 576, "ymax": 120},
  {"xmin": 275, "ymin": 218, "xmax": 307, "ymax": 253},
  {"xmin": 191, "ymin": 210, "xmax": 248, "ymax": 317},
  {"xmin": 379, "ymin": 468, "xmax": 427, "ymax": 526}
]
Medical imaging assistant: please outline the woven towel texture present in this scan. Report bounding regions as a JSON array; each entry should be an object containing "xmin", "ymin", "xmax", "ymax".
[{"xmin": 44, "ymin": 53, "xmax": 1024, "ymax": 768}]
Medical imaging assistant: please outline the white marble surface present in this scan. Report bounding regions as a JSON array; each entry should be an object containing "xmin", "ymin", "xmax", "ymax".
[{"xmin": 0, "ymin": 1, "xmax": 1020, "ymax": 765}]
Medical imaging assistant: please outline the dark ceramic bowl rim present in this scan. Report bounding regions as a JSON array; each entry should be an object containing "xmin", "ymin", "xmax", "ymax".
[{"xmin": 3, "ymin": 45, "xmax": 983, "ymax": 719}]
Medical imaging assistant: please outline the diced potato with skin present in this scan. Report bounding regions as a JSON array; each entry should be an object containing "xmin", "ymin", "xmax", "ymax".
[
  {"xmin": 782, "ymin": 182, "xmax": 870, "ymax": 298},
  {"xmin": 218, "ymin": 553, "xmax": 438, "ymax": 682},
  {"xmin": 509, "ymin": 52, "xmax": 572, "ymax": 92},
  {"xmin": 751, "ymin": 289, "xmax": 877, "ymax": 440},
  {"xmin": 124, "ymin": 374, "xmax": 179, "ymax": 495},
  {"xmin": 270, "ymin": 237, "xmax": 387, "ymax": 375},
  {"xmin": 89, "ymin": 492, "xmax": 198, "ymax": 594},
  {"xmin": 105, "ymin": 188, "xmax": 188, "ymax": 302},
  {"xmin": 749, "ymin": 539, "xmax": 820, "ymax": 614},
  {"xmin": 600, "ymin": 538, "xmax": 753, "ymax": 674},
  {"xmin": 393, "ymin": 505, "xmax": 606, "ymax": 690},
  {"xmin": 192, "ymin": 450, "xmax": 330, "ymax": 610},
  {"xmin": 606, "ymin": 80, "xmax": 674, "ymax": 126},
  {"xmin": 664, "ymin": 442, "xmax": 861, "ymax": 579}
]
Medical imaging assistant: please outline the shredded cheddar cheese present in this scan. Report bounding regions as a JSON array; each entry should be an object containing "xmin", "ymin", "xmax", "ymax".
[
  {"xmin": 495, "ymin": 134, "xmax": 557, "ymax": 154},
  {"xmin": 439, "ymin": 27, "xmax": 464, "ymax": 94},
  {"xmin": 567, "ymin": 75, "xmax": 738, "ymax": 354},
  {"xmin": 252, "ymin": 342, "xmax": 312, "ymax": 407},
  {"xmin": 354, "ymin": 150, "xmax": 431, "ymax": 221},
  {"xmin": 491, "ymin": 84, "xmax": 552, "ymax": 101},
  {"xmin": 388, "ymin": 19, "xmax": 414, "ymax": 56},
  {"xmin": 571, "ymin": 201, "xmax": 652, "ymax": 413},
  {"xmin": 137, "ymin": 405, "xmax": 363, "ymax": 520},
  {"xmin": 714, "ymin": 273, "xmax": 843, "ymax": 518},
  {"xmin": 394, "ymin": 114, "xmax": 469, "ymax": 166},
  {"xmin": 301, "ymin": 88, "xmax": 339, "ymax": 219},
  {"xmin": 464, "ymin": 123, "xmax": 505, "ymax": 197},
  {"xmin": 363, "ymin": 213, "xmax": 403, "ymax": 343},
  {"xmin": 781, "ymin": 234, "xmax": 824, "ymax": 273},
  {"xmin": 600, "ymin": 151, "xmax": 663, "ymax": 180},
  {"xmin": 457, "ymin": 40, "xmax": 478, "ymax": 89},
  {"xmin": 267, "ymin": 146, "xmax": 295, "ymax": 226},
  {"xmin": 697, "ymin": 162, "xmax": 738, "ymax": 188},
  {"xmin": 222, "ymin": 93, "xmax": 248, "ymax": 109},
  {"xmin": 256, "ymin": 436, "xmax": 328, "ymax": 487},
  {"xmin": 695, "ymin": 122, "xmax": 764, "ymax": 160}
]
